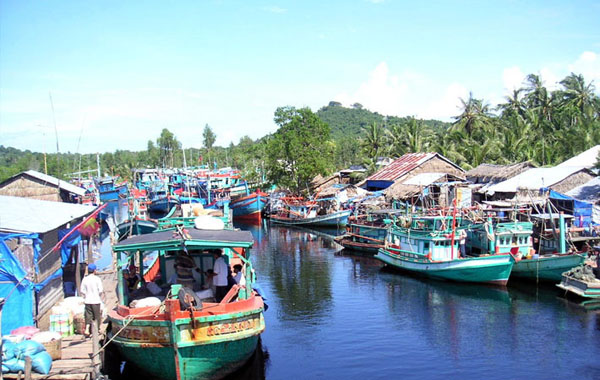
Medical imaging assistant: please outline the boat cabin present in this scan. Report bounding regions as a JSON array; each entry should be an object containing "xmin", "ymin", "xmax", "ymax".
[{"xmin": 113, "ymin": 224, "xmax": 256, "ymax": 308}]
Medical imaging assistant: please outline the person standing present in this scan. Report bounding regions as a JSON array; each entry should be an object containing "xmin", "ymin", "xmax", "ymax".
[
  {"xmin": 80, "ymin": 263, "xmax": 104, "ymax": 337},
  {"xmin": 458, "ymin": 229, "xmax": 467, "ymax": 258},
  {"xmin": 211, "ymin": 250, "xmax": 229, "ymax": 302}
]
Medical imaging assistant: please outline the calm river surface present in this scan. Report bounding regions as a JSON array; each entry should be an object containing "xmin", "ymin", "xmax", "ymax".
[{"xmin": 225, "ymin": 223, "xmax": 600, "ymax": 380}]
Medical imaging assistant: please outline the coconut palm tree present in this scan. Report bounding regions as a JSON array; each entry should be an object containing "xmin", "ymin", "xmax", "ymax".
[
  {"xmin": 452, "ymin": 92, "xmax": 493, "ymax": 138},
  {"xmin": 360, "ymin": 122, "xmax": 387, "ymax": 173}
]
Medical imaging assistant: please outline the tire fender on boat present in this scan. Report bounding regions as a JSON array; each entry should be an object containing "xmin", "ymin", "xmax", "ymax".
[{"xmin": 178, "ymin": 287, "xmax": 202, "ymax": 310}]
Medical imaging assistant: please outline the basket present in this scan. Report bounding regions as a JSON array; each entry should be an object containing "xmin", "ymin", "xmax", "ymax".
[
  {"xmin": 74, "ymin": 315, "xmax": 86, "ymax": 335},
  {"xmin": 42, "ymin": 338, "xmax": 62, "ymax": 360}
]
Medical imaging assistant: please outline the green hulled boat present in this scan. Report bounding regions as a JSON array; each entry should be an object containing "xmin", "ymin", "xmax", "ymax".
[
  {"xmin": 375, "ymin": 215, "xmax": 514, "ymax": 285},
  {"xmin": 107, "ymin": 217, "xmax": 265, "ymax": 380},
  {"xmin": 470, "ymin": 213, "xmax": 586, "ymax": 283},
  {"xmin": 334, "ymin": 209, "xmax": 402, "ymax": 254}
]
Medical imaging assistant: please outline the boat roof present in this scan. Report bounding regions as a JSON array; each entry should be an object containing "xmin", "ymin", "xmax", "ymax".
[{"xmin": 113, "ymin": 228, "xmax": 254, "ymax": 252}]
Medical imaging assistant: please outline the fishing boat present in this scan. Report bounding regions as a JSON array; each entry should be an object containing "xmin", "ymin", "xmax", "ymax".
[
  {"xmin": 116, "ymin": 218, "xmax": 158, "ymax": 241},
  {"xmin": 557, "ymin": 265, "xmax": 600, "ymax": 299},
  {"xmin": 95, "ymin": 176, "xmax": 128, "ymax": 202},
  {"xmin": 269, "ymin": 197, "xmax": 351, "ymax": 227},
  {"xmin": 230, "ymin": 189, "xmax": 268, "ymax": 224},
  {"xmin": 107, "ymin": 217, "xmax": 266, "ymax": 380},
  {"xmin": 334, "ymin": 209, "xmax": 402, "ymax": 254},
  {"xmin": 375, "ymin": 214, "xmax": 514, "ymax": 285},
  {"xmin": 469, "ymin": 212, "xmax": 587, "ymax": 282},
  {"xmin": 148, "ymin": 188, "xmax": 180, "ymax": 216}
]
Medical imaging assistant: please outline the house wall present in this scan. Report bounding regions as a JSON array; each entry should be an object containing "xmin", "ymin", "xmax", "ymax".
[{"xmin": 0, "ymin": 177, "xmax": 61, "ymax": 202}]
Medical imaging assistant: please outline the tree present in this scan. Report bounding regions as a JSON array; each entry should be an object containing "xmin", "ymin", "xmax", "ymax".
[
  {"xmin": 203, "ymin": 124, "xmax": 216, "ymax": 150},
  {"xmin": 156, "ymin": 128, "xmax": 180, "ymax": 168},
  {"xmin": 452, "ymin": 92, "xmax": 493, "ymax": 138},
  {"xmin": 266, "ymin": 106, "xmax": 334, "ymax": 193},
  {"xmin": 360, "ymin": 122, "xmax": 386, "ymax": 172}
]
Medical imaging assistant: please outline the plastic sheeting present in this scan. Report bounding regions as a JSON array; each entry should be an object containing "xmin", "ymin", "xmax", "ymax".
[
  {"xmin": 549, "ymin": 189, "xmax": 598, "ymax": 227},
  {"xmin": 0, "ymin": 233, "xmax": 38, "ymax": 335}
]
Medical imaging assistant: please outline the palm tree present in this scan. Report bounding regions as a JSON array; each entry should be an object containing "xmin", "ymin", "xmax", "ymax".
[
  {"xmin": 360, "ymin": 122, "xmax": 387, "ymax": 172},
  {"xmin": 498, "ymin": 88, "xmax": 526, "ymax": 119},
  {"xmin": 404, "ymin": 118, "xmax": 429, "ymax": 153},
  {"xmin": 452, "ymin": 92, "xmax": 493, "ymax": 138},
  {"xmin": 385, "ymin": 123, "xmax": 406, "ymax": 157}
]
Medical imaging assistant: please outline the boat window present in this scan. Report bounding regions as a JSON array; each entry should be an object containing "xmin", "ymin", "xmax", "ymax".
[{"xmin": 423, "ymin": 242, "xmax": 429, "ymax": 250}]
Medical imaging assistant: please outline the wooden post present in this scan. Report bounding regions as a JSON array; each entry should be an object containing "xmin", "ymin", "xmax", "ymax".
[
  {"xmin": 92, "ymin": 320, "xmax": 100, "ymax": 377},
  {"xmin": 24, "ymin": 356, "xmax": 32, "ymax": 380}
]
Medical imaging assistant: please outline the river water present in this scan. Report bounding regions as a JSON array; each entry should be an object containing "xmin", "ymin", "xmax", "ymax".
[{"xmin": 225, "ymin": 223, "xmax": 600, "ymax": 380}]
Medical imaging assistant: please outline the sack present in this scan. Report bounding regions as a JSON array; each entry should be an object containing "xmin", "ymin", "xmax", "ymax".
[
  {"xmin": 2, "ymin": 341, "xmax": 19, "ymax": 360},
  {"xmin": 17, "ymin": 340, "xmax": 45, "ymax": 357},
  {"xmin": 10, "ymin": 326, "xmax": 40, "ymax": 339},
  {"xmin": 31, "ymin": 351, "xmax": 53, "ymax": 374},
  {"xmin": 3, "ymin": 357, "xmax": 24, "ymax": 373}
]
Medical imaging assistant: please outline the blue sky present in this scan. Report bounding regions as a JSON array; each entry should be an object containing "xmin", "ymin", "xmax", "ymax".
[{"xmin": 1, "ymin": 0, "xmax": 599, "ymax": 154}]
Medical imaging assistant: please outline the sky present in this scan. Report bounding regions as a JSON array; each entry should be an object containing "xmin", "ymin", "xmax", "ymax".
[{"xmin": 1, "ymin": 0, "xmax": 599, "ymax": 154}]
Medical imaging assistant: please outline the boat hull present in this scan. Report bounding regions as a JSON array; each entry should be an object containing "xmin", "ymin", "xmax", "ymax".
[
  {"xmin": 116, "ymin": 219, "xmax": 157, "ymax": 241},
  {"xmin": 270, "ymin": 210, "xmax": 351, "ymax": 227},
  {"xmin": 109, "ymin": 300, "xmax": 265, "ymax": 380},
  {"xmin": 557, "ymin": 275, "xmax": 600, "ymax": 299},
  {"xmin": 231, "ymin": 192, "xmax": 268, "ymax": 224},
  {"xmin": 511, "ymin": 254, "xmax": 586, "ymax": 282},
  {"xmin": 334, "ymin": 237, "xmax": 382, "ymax": 254},
  {"xmin": 376, "ymin": 248, "xmax": 513, "ymax": 285},
  {"xmin": 149, "ymin": 197, "xmax": 180, "ymax": 213}
]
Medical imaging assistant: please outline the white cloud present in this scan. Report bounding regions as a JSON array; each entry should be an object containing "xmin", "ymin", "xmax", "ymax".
[
  {"xmin": 333, "ymin": 62, "xmax": 467, "ymax": 121},
  {"xmin": 502, "ymin": 66, "xmax": 526, "ymax": 93},
  {"xmin": 568, "ymin": 51, "xmax": 600, "ymax": 88}
]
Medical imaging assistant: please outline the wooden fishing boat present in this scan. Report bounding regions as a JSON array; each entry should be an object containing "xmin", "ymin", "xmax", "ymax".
[
  {"xmin": 470, "ymin": 213, "xmax": 587, "ymax": 282},
  {"xmin": 557, "ymin": 267, "xmax": 600, "ymax": 299},
  {"xmin": 107, "ymin": 220, "xmax": 266, "ymax": 380},
  {"xmin": 334, "ymin": 209, "xmax": 402, "ymax": 254},
  {"xmin": 116, "ymin": 218, "xmax": 158, "ymax": 241},
  {"xmin": 230, "ymin": 190, "xmax": 268, "ymax": 224},
  {"xmin": 271, "ymin": 209, "xmax": 351, "ymax": 227},
  {"xmin": 375, "ymin": 215, "xmax": 514, "ymax": 285},
  {"xmin": 269, "ymin": 197, "xmax": 351, "ymax": 227}
]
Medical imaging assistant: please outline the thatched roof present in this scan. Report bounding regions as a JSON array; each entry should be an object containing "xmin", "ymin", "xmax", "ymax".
[
  {"xmin": 311, "ymin": 173, "xmax": 341, "ymax": 193},
  {"xmin": 466, "ymin": 161, "xmax": 536, "ymax": 184},
  {"xmin": 316, "ymin": 184, "xmax": 367, "ymax": 199}
]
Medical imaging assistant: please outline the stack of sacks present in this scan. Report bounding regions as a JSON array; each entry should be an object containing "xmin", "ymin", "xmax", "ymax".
[{"xmin": 1, "ymin": 337, "xmax": 53, "ymax": 374}]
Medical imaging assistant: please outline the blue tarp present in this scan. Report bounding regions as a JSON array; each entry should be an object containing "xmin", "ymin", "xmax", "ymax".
[
  {"xmin": 0, "ymin": 233, "xmax": 40, "ymax": 335},
  {"xmin": 548, "ymin": 189, "xmax": 595, "ymax": 227},
  {"xmin": 58, "ymin": 226, "xmax": 81, "ymax": 266}
]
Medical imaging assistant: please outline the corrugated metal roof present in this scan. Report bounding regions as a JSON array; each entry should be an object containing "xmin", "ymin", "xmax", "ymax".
[
  {"xmin": 565, "ymin": 176, "xmax": 600, "ymax": 203},
  {"xmin": 402, "ymin": 172, "xmax": 447, "ymax": 186},
  {"xmin": 22, "ymin": 170, "xmax": 86, "ymax": 196},
  {"xmin": 0, "ymin": 195, "xmax": 96, "ymax": 233},
  {"xmin": 366, "ymin": 152, "xmax": 463, "ymax": 182},
  {"xmin": 367, "ymin": 153, "xmax": 435, "ymax": 181},
  {"xmin": 485, "ymin": 166, "xmax": 587, "ymax": 194},
  {"xmin": 557, "ymin": 145, "xmax": 600, "ymax": 168}
]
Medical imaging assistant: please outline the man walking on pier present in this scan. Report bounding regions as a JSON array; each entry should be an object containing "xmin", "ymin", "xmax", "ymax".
[{"xmin": 80, "ymin": 263, "xmax": 104, "ymax": 338}]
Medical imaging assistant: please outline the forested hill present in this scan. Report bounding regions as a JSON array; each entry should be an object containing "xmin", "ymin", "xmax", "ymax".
[{"xmin": 316, "ymin": 102, "xmax": 451, "ymax": 139}]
